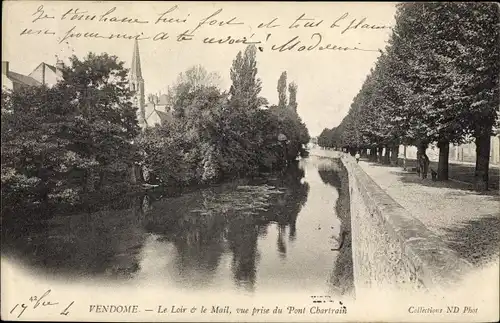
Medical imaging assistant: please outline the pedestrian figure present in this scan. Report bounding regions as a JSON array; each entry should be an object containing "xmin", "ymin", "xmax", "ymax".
[
  {"xmin": 423, "ymin": 154, "xmax": 430, "ymax": 178},
  {"xmin": 431, "ymin": 168, "xmax": 438, "ymax": 181},
  {"xmin": 419, "ymin": 153, "xmax": 430, "ymax": 179},
  {"xmin": 355, "ymin": 152, "xmax": 360, "ymax": 163}
]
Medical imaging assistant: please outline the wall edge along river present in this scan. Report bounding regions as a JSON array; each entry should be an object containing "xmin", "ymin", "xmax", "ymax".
[{"xmin": 320, "ymin": 151, "xmax": 474, "ymax": 297}]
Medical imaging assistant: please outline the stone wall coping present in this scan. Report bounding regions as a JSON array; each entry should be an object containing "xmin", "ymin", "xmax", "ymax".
[{"xmin": 340, "ymin": 154, "xmax": 474, "ymax": 290}]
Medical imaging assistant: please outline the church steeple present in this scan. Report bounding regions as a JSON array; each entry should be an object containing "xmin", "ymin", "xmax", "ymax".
[
  {"xmin": 130, "ymin": 39, "xmax": 146, "ymax": 128},
  {"xmin": 130, "ymin": 39, "xmax": 143, "ymax": 82}
]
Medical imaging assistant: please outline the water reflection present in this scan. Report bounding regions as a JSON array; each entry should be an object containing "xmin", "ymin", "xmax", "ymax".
[
  {"xmin": 2, "ymin": 157, "xmax": 352, "ymax": 295},
  {"xmin": 317, "ymin": 157, "xmax": 355, "ymax": 297},
  {"xmin": 144, "ymin": 162, "xmax": 309, "ymax": 291},
  {"xmin": 2, "ymin": 195, "xmax": 147, "ymax": 280},
  {"xmin": 227, "ymin": 215, "xmax": 259, "ymax": 292}
]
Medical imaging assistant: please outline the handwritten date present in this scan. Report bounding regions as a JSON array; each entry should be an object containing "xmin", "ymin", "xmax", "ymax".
[{"xmin": 10, "ymin": 289, "xmax": 75, "ymax": 318}]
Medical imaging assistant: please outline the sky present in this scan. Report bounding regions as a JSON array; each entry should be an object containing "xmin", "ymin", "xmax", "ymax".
[{"xmin": 2, "ymin": 1, "xmax": 396, "ymax": 136}]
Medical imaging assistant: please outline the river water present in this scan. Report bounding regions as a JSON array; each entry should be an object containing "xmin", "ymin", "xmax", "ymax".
[{"xmin": 2, "ymin": 155, "xmax": 353, "ymax": 297}]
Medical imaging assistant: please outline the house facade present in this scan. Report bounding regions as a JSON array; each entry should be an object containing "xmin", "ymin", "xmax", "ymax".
[
  {"xmin": 2, "ymin": 42, "xmax": 172, "ymax": 129},
  {"xmin": 1, "ymin": 60, "xmax": 63, "ymax": 91}
]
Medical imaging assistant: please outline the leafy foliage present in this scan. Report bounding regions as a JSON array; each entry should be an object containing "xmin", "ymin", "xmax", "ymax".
[
  {"xmin": 141, "ymin": 46, "xmax": 310, "ymax": 186},
  {"xmin": 288, "ymin": 82, "xmax": 298, "ymax": 112},
  {"xmin": 1, "ymin": 53, "xmax": 140, "ymax": 215},
  {"xmin": 318, "ymin": 3, "xmax": 499, "ymax": 187},
  {"xmin": 277, "ymin": 71, "xmax": 288, "ymax": 108},
  {"xmin": 2, "ymin": 45, "xmax": 313, "ymax": 216}
]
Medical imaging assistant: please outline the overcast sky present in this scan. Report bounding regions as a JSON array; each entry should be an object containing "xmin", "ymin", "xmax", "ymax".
[{"xmin": 3, "ymin": 1, "xmax": 396, "ymax": 136}]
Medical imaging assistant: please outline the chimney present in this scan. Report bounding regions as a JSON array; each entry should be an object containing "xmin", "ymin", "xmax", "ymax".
[
  {"xmin": 55, "ymin": 57, "xmax": 64, "ymax": 79},
  {"xmin": 56, "ymin": 59, "xmax": 63, "ymax": 70},
  {"xmin": 2, "ymin": 61, "xmax": 9, "ymax": 75}
]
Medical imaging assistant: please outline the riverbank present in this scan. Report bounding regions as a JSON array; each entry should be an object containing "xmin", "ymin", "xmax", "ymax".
[
  {"xmin": 315, "ymin": 157, "xmax": 354, "ymax": 297},
  {"xmin": 312, "ymin": 149, "xmax": 500, "ymax": 269}
]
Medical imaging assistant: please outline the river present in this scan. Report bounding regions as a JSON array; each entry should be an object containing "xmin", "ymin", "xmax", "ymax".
[{"xmin": 2, "ymin": 155, "xmax": 353, "ymax": 298}]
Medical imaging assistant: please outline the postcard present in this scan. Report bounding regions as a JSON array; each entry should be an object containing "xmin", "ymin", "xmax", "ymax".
[{"xmin": 1, "ymin": 1, "xmax": 499, "ymax": 322}]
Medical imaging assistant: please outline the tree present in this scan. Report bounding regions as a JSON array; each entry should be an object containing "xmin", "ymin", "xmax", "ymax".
[
  {"xmin": 434, "ymin": 3, "xmax": 499, "ymax": 189},
  {"xmin": 139, "ymin": 85, "xmax": 228, "ymax": 185},
  {"xmin": 288, "ymin": 82, "xmax": 298, "ymax": 112},
  {"xmin": 167, "ymin": 65, "xmax": 222, "ymax": 118},
  {"xmin": 317, "ymin": 128, "xmax": 332, "ymax": 148},
  {"xmin": 2, "ymin": 85, "xmax": 70, "ymax": 214},
  {"xmin": 268, "ymin": 106, "xmax": 310, "ymax": 161},
  {"xmin": 1, "ymin": 52, "xmax": 140, "ymax": 215},
  {"xmin": 277, "ymin": 71, "xmax": 287, "ymax": 108},
  {"xmin": 59, "ymin": 53, "xmax": 140, "ymax": 193},
  {"xmin": 229, "ymin": 45, "xmax": 267, "ymax": 109},
  {"xmin": 333, "ymin": 3, "xmax": 498, "ymax": 188},
  {"xmin": 139, "ymin": 46, "xmax": 311, "ymax": 186},
  {"xmin": 390, "ymin": 3, "xmax": 499, "ymax": 187},
  {"xmin": 386, "ymin": 4, "xmax": 457, "ymax": 178}
]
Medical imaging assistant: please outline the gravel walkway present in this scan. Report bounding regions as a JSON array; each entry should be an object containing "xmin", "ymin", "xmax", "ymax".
[{"xmin": 358, "ymin": 160, "xmax": 500, "ymax": 268}]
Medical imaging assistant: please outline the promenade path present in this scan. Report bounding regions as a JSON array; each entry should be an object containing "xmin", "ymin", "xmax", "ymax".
[
  {"xmin": 311, "ymin": 149, "xmax": 500, "ymax": 269},
  {"xmin": 398, "ymin": 157, "xmax": 499, "ymax": 190}
]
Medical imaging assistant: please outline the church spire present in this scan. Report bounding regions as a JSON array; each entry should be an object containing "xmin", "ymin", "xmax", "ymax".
[
  {"xmin": 130, "ymin": 39, "xmax": 143, "ymax": 81},
  {"xmin": 130, "ymin": 39, "xmax": 146, "ymax": 128}
]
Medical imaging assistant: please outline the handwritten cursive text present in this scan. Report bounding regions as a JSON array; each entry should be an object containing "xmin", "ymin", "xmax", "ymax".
[
  {"xmin": 271, "ymin": 33, "xmax": 378, "ymax": 52},
  {"xmin": 10, "ymin": 289, "xmax": 75, "ymax": 318}
]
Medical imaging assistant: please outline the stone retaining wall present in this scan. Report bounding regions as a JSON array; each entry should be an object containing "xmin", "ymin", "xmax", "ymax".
[{"xmin": 324, "ymin": 151, "xmax": 474, "ymax": 295}]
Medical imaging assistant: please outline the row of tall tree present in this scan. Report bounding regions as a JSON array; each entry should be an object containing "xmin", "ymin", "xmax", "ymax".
[
  {"xmin": 1, "ymin": 45, "xmax": 310, "ymax": 216},
  {"xmin": 318, "ymin": 3, "xmax": 499, "ymax": 190},
  {"xmin": 138, "ymin": 45, "xmax": 310, "ymax": 186}
]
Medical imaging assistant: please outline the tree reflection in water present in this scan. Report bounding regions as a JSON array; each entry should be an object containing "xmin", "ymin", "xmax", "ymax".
[
  {"xmin": 144, "ymin": 161, "xmax": 309, "ymax": 291},
  {"xmin": 2, "ymin": 162, "xmax": 310, "ymax": 292},
  {"xmin": 227, "ymin": 215, "xmax": 259, "ymax": 292},
  {"xmin": 1, "ymin": 194, "xmax": 148, "ymax": 280},
  {"xmin": 317, "ymin": 157, "xmax": 355, "ymax": 298}
]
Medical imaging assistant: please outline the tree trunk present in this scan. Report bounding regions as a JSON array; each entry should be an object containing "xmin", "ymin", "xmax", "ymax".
[
  {"xmin": 370, "ymin": 147, "xmax": 377, "ymax": 161},
  {"xmin": 474, "ymin": 131, "xmax": 491, "ymax": 191},
  {"xmin": 141, "ymin": 164, "xmax": 148, "ymax": 183},
  {"xmin": 390, "ymin": 144, "xmax": 399, "ymax": 166},
  {"xmin": 437, "ymin": 140, "xmax": 449, "ymax": 181},
  {"xmin": 403, "ymin": 145, "xmax": 407, "ymax": 170},
  {"xmin": 383, "ymin": 146, "xmax": 390, "ymax": 164},
  {"xmin": 130, "ymin": 164, "xmax": 137, "ymax": 184},
  {"xmin": 377, "ymin": 146, "xmax": 384, "ymax": 163},
  {"xmin": 416, "ymin": 143, "xmax": 428, "ymax": 178},
  {"xmin": 85, "ymin": 169, "xmax": 96, "ymax": 193},
  {"xmin": 97, "ymin": 170, "xmax": 106, "ymax": 190}
]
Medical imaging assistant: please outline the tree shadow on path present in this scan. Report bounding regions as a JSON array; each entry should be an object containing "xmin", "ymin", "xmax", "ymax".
[
  {"xmin": 361, "ymin": 159, "xmax": 498, "ymax": 197},
  {"xmin": 390, "ymin": 169, "xmax": 500, "ymax": 198},
  {"xmin": 440, "ymin": 214, "xmax": 500, "ymax": 268},
  {"xmin": 362, "ymin": 158, "xmax": 499, "ymax": 192}
]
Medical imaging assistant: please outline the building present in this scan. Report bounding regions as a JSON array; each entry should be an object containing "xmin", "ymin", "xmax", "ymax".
[
  {"xmin": 3, "ymin": 42, "xmax": 171, "ymax": 129},
  {"xmin": 129, "ymin": 40, "xmax": 146, "ymax": 129},
  {"xmin": 129, "ymin": 40, "xmax": 173, "ymax": 129},
  {"xmin": 29, "ymin": 60, "xmax": 64, "ymax": 88},
  {"xmin": 145, "ymin": 93, "xmax": 173, "ymax": 127},
  {"xmin": 2, "ymin": 59, "xmax": 63, "ymax": 91}
]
